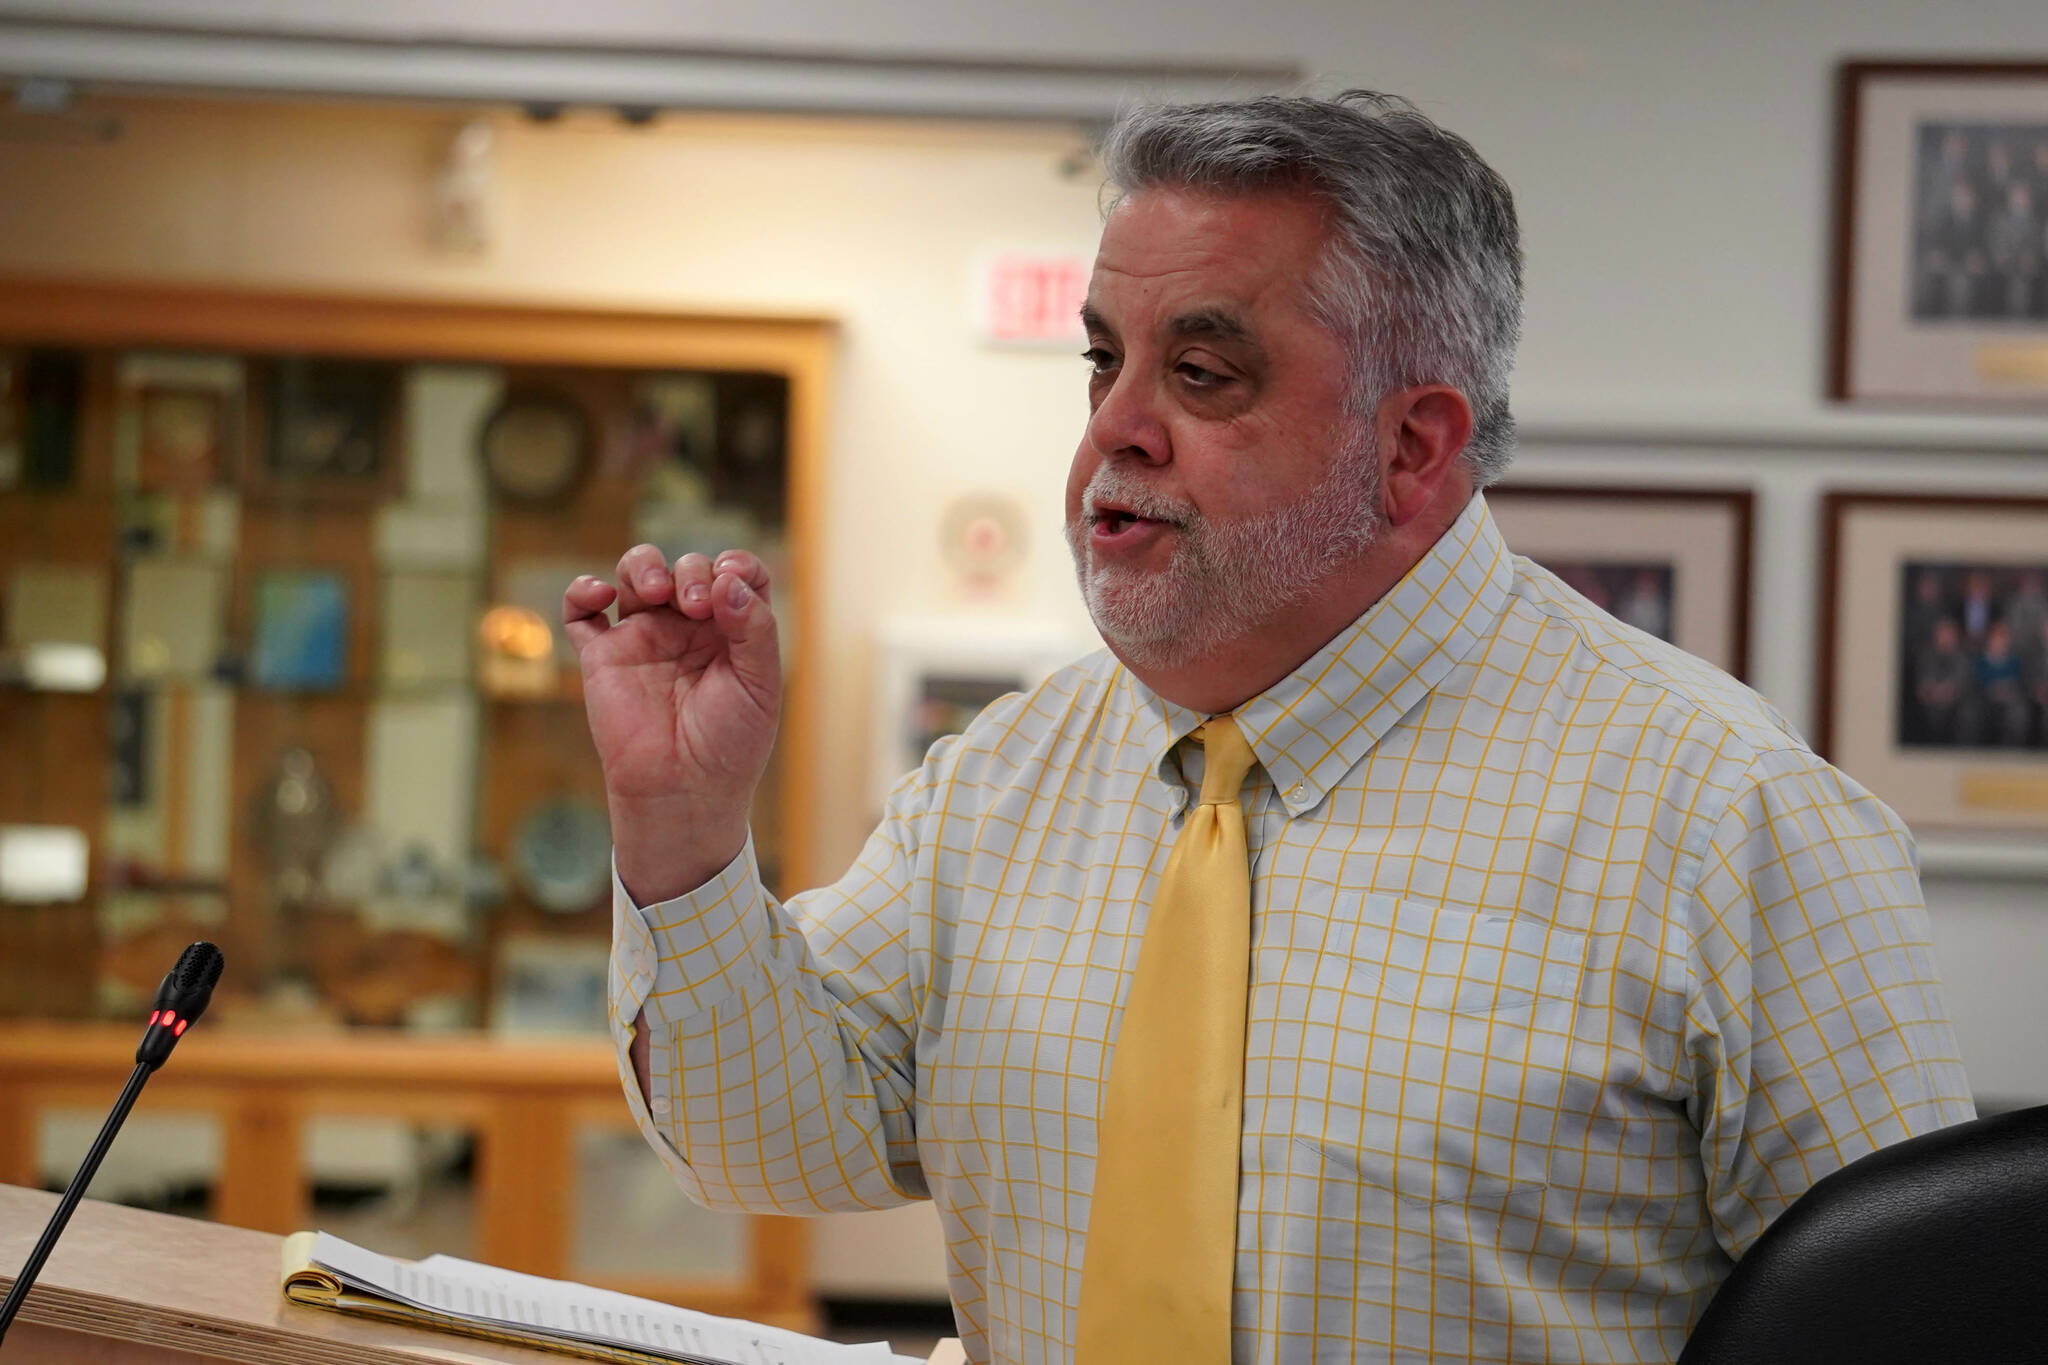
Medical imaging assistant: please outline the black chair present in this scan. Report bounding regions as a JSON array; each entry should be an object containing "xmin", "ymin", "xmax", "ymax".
[{"xmin": 1679, "ymin": 1104, "xmax": 2048, "ymax": 1364}]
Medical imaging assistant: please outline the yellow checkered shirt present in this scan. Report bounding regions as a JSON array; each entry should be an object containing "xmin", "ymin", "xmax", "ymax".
[{"xmin": 612, "ymin": 494, "xmax": 1973, "ymax": 1364}]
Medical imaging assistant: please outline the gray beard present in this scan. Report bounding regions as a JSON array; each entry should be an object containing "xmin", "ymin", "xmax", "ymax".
[{"xmin": 1065, "ymin": 427, "xmax": 1382, "ymax": 671}]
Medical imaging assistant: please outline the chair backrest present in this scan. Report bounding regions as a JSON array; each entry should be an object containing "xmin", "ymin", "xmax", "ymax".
[{"xmin": 1679, "ymin": 1103, "xmax": 2048, "ymax": 1364}]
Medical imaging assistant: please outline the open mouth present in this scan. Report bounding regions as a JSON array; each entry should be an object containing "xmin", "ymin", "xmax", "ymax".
[{"xmin": 1089, "ymin": 503, "xmax": 1174, "ymax": 547}]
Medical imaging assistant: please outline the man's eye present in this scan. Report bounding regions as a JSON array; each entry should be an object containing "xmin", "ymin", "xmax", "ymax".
[
  {"xmin": 1177, "ymin": 361, "xmax": 1225, "ymax": 386},
  {"xmin": 1081, "ymin": 348, "xmax": 1118, "ymax": 375}
]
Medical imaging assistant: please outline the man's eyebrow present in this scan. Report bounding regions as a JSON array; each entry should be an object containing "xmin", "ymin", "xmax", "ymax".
[
  {"xmin": 1167, "ymin": 308, "xmax": 1260, "ymax": 350},
  {"xmin": 1078, "ymin": 304, "xmax": 1263, "ymax": 352}
]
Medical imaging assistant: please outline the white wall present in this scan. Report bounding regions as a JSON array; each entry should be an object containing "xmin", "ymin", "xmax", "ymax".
[{"xmin": 5, "ymin": 0, "xmax": 2048, "ymax": 1295}]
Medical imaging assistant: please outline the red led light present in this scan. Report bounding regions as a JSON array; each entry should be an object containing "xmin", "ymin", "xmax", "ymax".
[
  {"xmin": 173, "ymin": 1019, "xmax": 188, "ymax": 1036},
  {"xmin": 148, "ymin": 1010, "xmax": 160, "ymax": 1026}
]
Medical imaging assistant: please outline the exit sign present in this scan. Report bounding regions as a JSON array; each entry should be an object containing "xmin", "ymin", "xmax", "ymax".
[{"xmin": 977, "ymin": 250, "xmax": 1091, "ymax": 347}]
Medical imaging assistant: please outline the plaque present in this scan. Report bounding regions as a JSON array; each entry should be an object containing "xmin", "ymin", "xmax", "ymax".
[
  {"xmin": 122, "ymin": 559, "xmax": 225, "ymax": 682},
  {"xmin": 137, "ymin": 384, "xmax": 228, "ymax": 491},
  {"xmin": 4, "ymin": 563, "xmax": 108, "ymax": 656}
]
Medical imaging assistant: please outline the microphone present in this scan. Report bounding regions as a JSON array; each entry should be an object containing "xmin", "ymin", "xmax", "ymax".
[
  {"xmin": 0, "ymin": 942, "xmax": 225, "ymax": 1347},
  {"xmin": 136, "ymin": 940, "xmax": 225, "ymax": 1070}
]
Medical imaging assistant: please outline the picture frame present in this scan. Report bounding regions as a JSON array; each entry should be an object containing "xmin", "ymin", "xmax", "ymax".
[
  {"xmin": 1830, "ymin": 61, "xmax": 2048, "ymax": 407},
  {"xmin": 117, "ymin": 353, "xmax": 245, "ymax": 496},
  {"xmin": 870, "ymin": 615, "xmax": 1099, "ymax": 811},
  {"xmin": 712, "ymin": 370, "xmax": 789, "ymax": 526},
  {"xmin": 249, "ymin": 567, "xmax": 351, "ymax": 691},
  {"xmin": 246, "ymin": 357, "xmax": 403, "ymax": 502},
  {"xmin": 117, "ymin": 351, "xmax": 246, "ymax": 497},
  {"xmin": 1818, "ymin": 491, "xmax": 2048, "ymax": 839},
  {"xmin": 136, "ymin": 384, "xmax": 228, "ymax": 492},
  {"xmin": 1485, "ymin": 484, "xmax": 1754, "ymax": 679},
  {"xmin": 378, "ymin": 569, "xmax": 477, "ymax": 687}
]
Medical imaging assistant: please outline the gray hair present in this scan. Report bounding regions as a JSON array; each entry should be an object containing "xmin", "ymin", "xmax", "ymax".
[{"xmin": 1096, "ymin": 90, "xmax": 1523, "ymax": 487}]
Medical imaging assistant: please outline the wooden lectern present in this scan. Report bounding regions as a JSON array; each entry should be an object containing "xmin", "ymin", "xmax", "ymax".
[
  {"xmin": 0, "ymin": 1183, "xmax": 966, "ymax": 1364},
  {"xmin": 0, "ymin": 1182, "xmax": 577, "ymax": 1363}
]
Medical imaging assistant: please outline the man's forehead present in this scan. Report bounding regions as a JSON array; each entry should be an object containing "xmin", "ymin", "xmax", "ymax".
[{"xmin": 1082, "ymin": 185, "xmax": 1329, "ymax": 338}]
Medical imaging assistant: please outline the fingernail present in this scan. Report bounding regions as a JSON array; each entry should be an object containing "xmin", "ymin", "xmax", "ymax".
[
  {"xmin": 641, "ymin": 572, "xmax": 665, "ymax": 593},
  {"xmin": 728, "ymin": 577, "xmax": 752, "ymax": 606},
  {"xmin": 685, "ymin": 584, "xmax": 709, "ymax": 603}
]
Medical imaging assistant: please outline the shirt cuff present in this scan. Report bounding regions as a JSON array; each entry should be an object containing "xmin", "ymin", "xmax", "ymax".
[{"xmin": 608, "ymin": 835, "xmax": 769, "ymax": 1037}]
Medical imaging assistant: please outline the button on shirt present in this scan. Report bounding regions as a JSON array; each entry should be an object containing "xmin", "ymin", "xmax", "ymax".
[{"xmin": 610, "ymin": 495, "xmax": 1973, "ymax": 1365}]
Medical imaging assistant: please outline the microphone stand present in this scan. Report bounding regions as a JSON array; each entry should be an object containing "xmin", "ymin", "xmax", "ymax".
[
  {"xmin": 0, "ymin": 1062, "xmax": 153, "ymax": 1342},
  {"xmin": 0, "ymin": 940, "xmax": 223, "ymax": 1349}
]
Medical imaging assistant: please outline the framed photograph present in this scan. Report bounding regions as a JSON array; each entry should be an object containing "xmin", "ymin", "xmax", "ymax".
[
  {"xmin": 1818, "ymin": 491, "xmax": 2048, "ymax": 837},
  {"xmin": 1831, "ymin": 61, "xmax": 2048, "ymax": 406},
  {"xmin": 248, "ymin": 357, "xmax": 402, "ymax": 501},
  {"xmin": 1486, "ymin": 485, "xmax": 1754, "ymax": 679}
]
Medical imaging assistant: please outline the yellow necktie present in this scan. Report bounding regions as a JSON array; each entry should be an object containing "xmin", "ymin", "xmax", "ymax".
[{"xmin": 1075, "ymin": 714, "xmax": 1257, "ymax": 1364}]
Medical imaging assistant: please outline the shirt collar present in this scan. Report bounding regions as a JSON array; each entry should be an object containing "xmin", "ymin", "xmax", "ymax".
[{"xmin": 1120, "ymin": 493, "xmax": 1514, "ymax": 815}]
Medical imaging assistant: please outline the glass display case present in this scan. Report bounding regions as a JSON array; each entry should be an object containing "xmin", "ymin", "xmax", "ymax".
[{"xmin": 0, "ymin": 276, "xmax": 831, "ymax": 1320}]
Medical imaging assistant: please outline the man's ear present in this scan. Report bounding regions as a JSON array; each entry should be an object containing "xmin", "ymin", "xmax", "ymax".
[{"xmin": 1374, "ymin": 384, "xmax": 1474, "ymax": 528}]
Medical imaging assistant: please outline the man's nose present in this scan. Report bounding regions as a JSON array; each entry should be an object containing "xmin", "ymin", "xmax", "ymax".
[{"xmin": 1084, "ymin": 371, "xmax": 1170, "ymax": 465}]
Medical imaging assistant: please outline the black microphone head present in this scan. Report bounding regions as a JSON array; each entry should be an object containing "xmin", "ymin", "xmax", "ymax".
[{"xmin": 154, "ymin": 941, "xmax": 225, "ymax": 1022}]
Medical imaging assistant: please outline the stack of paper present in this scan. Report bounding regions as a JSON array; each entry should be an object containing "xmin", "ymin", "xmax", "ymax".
[{"xmin": 282, "ymin": 1230, "xmax": 926, "ymax": 1365}]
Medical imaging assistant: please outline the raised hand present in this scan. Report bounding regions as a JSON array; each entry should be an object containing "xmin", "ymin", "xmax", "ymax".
[{"xmin": 563, "ymin": 545, "xmax": 780, "ymax": 904}]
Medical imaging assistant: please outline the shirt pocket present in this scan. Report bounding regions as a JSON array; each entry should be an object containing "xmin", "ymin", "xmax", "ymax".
[{"xmin": 1284, "ymin": 895, "xmax": 1586, "ymax": 1210}]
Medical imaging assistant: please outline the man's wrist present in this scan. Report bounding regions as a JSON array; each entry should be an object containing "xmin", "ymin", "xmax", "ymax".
[
  {"xmin": 616, "ymin": 846, "xmax": 744, "ymax": 907},
  {"xmin": 610, "ymin": 796, "xmax": 749, "ymax": 907}
]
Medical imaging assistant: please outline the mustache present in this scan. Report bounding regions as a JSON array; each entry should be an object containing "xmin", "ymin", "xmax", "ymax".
[{"xmin": 1079, "ymin": 469, "xmax": 1194, "ymax": 525}]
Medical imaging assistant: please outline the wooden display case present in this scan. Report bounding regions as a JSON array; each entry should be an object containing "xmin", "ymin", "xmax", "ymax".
[{"xmin": 0, "ymin": 274, "xmax": 833, "ymax": 1315}]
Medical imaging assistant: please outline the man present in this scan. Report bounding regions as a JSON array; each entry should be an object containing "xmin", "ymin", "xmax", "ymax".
[
  {"xmin": 1976, "ymin": 620, "xmax": 2030, "ymax": 748},
  {"xmin": 1910, "ymin": 616, "xmax": 1971, "ymax": 746},
  {"xmin": 567, "ymin": 92, "xmax": 1972, "ymax": 1364}
]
